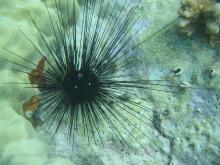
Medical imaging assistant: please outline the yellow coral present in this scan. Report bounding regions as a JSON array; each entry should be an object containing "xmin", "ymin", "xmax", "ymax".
[{"xmin": 178, "ymin": 0, "xmax": 220, "ymax": 47}]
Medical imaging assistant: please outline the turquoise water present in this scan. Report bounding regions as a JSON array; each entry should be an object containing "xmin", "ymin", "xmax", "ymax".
[{"xmin": 0, "ymin": 0, "xmax": 219, "ymax": 165}]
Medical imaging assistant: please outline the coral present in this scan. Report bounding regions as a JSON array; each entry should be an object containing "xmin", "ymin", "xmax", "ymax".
[
  {"xmin": 205, "ymin": 3, "xmax": 220, "ymax": 46},
  {"xmin": 178, "ymin": 0, "xmax": 213, "ymax": 36},
  {"xmin": 178, "ymin": 0, "xmax": 220, "ymax": 47}
]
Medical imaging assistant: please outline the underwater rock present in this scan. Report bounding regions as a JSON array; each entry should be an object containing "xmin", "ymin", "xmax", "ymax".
[
  {"xmin": 0, "ymin": 154, "xmax": 75, "ymax": 165},
  {"xmin": 0, "ymin": 102, "xmax": 76, "ymax": 165},
  {"xmin": 1, "ymin": 138, "xmax": 48, "ymax": 161},
  {"xmin": 44, "ymin": 158, "xmax": 76, "ymax": 165},
  {"xmin": 0, "ymin": 101, "xmax": 34, "ymax": 155},
  {"xmin": 1, "ymin": 0, "xmax": 220, "ymax": 164}
]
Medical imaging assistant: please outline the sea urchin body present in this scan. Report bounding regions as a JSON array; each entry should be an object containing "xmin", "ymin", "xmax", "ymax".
[{"xmin": 7, "ymin": 0, "xmax": 186, "ymax": 156}]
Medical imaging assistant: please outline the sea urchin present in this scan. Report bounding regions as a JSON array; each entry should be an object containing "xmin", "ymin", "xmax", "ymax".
[{"xmin": 5, "ymin": 0, "xmax": 185, "ymax": 156}]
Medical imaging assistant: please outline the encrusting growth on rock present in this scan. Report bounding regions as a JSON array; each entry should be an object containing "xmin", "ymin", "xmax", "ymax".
[
  {"xmin": 22, "ymin": 56, "xmax": 46, "ymax": 117},
  {"xmin": 28, "ymin": 56, "xmax": 46, "ymax": 89}
]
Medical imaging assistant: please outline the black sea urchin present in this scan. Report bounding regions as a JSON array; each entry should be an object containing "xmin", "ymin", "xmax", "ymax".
[{"xmin": 6, "ymin": 0, "xmax": 185, "ymax": 155}]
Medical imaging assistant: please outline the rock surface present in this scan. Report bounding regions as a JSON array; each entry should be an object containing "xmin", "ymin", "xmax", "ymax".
[{"xmin": 0, "ymin": 0, "xmax": 219, "ymax": 165}]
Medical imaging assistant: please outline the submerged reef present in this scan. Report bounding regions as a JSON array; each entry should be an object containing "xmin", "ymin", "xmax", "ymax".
[
  {"xmin": 0, "ymin": 0, "xmax": 219, "ymax": 165},
  {"xmin": 178, "ymin": 0, "xmax": 220, "ymax": 47}
]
